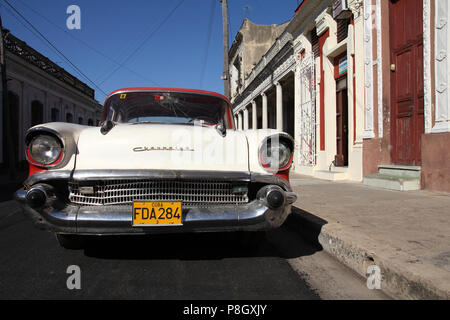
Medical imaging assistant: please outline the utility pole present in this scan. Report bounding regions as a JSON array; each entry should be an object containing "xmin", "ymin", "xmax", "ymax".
[{"xmin": 220, "ymin": 0, "xmax": 230, "ymax": 99}]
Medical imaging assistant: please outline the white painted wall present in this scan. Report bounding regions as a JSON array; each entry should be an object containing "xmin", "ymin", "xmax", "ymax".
[{"xmin": 4, "ymin": 52, "xmax": 100, "ymax": 163}]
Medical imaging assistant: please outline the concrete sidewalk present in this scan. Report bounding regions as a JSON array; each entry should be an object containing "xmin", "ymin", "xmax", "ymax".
[{"xmin": 287, "ymin": 173, "xmax": 450, "ymax": 299}]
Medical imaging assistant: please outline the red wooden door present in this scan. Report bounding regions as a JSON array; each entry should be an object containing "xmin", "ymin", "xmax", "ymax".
[
  {"xmin": 335, "ymin": 77, "xmax": 348, "ymax": 167},
  {"xmin": 389, "ymin": 0, "xmax": 424, "ymax": 165}
]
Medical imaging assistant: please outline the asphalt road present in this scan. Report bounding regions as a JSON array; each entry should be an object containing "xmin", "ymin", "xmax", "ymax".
[
  {"xmin": 0, "ymin": 202, "xmax": 322, "ymax": 300},
  {"xmin": 0, "ymin": 200, "xmax": 389, "ymax": 300}
]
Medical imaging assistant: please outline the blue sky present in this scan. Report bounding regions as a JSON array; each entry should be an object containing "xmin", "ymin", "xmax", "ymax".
[{"xmin": 1, "ymin": 0, "xmax": 299, "ymax": 102}]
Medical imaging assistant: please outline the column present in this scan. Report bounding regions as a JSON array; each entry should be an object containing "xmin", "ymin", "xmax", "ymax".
[
  {"xmin": 349, "ymin": 0, "xmax": 365, "ymax": 143},
  {"xmin": 423, "ymin": 0, "xmax": 432, "ymax": 133},
  {"xmin": 59, "ymin": 98, "xmax": 63, "ymax": 121},
  {"xmin": 433, "ymin": 0, "xmax": 450, "ymax": 133},
  {"xmin": 251, "ymin": 100, "xmax": 257, "ymax": 130},
  {"xmin": 276, "ymin": 82, "xmax": 283, "ymax": 131},
  {"xmin": 262, "ymin": 92, "xmax": 268, "ymax": 129},
  {"xmin": 294, "ymin": 66, "xmax": 300, "ymax": 164},
  {"xmin": 243, "ymin": 107, "xmax": 249, "ymax": 130},
  {"xmin": 237, "ymin": 112, "xmax": 242, "ymax": 130},
  {"xmin": 20, "ymin": 82, "xmax": 26, "ymax": 161},
  {"xmin": 44, "ymin": 91, "xmax": 49, "ymax": 123},
  {"xmin": 363, "ymin": 0, "xmax": 374, "ymax": 138}
]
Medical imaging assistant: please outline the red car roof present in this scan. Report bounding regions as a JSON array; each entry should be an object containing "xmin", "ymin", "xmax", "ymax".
[{"xmin": 105, "ymin": 87, "xmax": 231, "ymax": 105}]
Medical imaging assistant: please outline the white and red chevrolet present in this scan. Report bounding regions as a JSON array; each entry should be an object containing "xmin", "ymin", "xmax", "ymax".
[{"xmin": 15, "ymin": 88, "xmax": 297, "ymax": 249}]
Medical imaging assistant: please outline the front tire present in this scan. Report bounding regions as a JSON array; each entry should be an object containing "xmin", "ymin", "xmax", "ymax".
[{"xmin": 55, "ymin": 234, "xmax": 86, "ymax": 250}]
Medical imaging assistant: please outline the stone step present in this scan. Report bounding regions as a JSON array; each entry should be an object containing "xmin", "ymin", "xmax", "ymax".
[
  {"xmin": 315, "ymin": 170, "xmax": 348, "ymax": 181},
  {"xmin": 363, "ymin": 173, "xmax": 420, "ymax": 191},
  {"xmin": 378, "ymin": 165, "xmax": 421, "ymax": 179}
]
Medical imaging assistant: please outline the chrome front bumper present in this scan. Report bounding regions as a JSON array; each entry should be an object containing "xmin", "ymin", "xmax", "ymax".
[{"xmin": 15, "ymin": 170, "xmax": 297, "ymax": 235}]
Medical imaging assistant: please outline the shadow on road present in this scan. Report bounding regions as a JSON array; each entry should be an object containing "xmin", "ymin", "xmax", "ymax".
[
  {"xmin": 0, "ymin": 205, "xmax": 326, "ymax": 299},
  {"xmin": 82, "ymin": 206, "xmax": 328, "ymax": 261},
  {"xmin": 283, "ymin": 206, "xmax": 328, "ymax": 250},
  {"xmin": 0, "ymin": 183, "xmax": 22, "ymax": 202}
]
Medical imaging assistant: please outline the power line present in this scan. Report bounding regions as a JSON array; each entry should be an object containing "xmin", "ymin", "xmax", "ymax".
[
  {"xmin": 199, "ymin": 0, "xmax": 216, "ymax": 88},
  {"xmin": 98, "ymin": 0, "xmax": 186, "ymax": 85},
  {"xmin": 0, "ymin": 3, "xmax": 63, "ymax": 65},
  {"xmin": 13, "ymin": 0, "xmax": 160, "ymax": 86},
  {"xmin": 2, "ymin": 0, "xmax": 108, "ymax": 97}
]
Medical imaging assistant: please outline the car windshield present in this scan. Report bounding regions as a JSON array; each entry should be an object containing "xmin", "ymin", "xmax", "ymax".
[{"xmin": 103, "ymin": 91, "xmax": 234, "ymax": 128}]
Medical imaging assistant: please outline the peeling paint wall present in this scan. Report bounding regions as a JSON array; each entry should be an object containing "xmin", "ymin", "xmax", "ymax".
[{"xmin": 229, "ymin": 19, "xmax": 289, "ymax": 100}]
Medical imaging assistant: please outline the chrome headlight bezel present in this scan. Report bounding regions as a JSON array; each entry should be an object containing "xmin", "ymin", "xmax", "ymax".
[
  {"xmin": 258, "ymin": 134, "xmax": 294, "ymax": 172},
  {"xmin": 26, "ymin": 133, "xmax": 64, "ymax": 167}
]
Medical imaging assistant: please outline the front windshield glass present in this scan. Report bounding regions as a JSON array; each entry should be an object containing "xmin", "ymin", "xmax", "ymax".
[{"xmin": 103, "ymin": 91, "xmax": 234, "ymax": 129}]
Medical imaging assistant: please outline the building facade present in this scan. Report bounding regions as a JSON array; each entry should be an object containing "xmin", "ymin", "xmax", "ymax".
[
  {"xmin": 362, "ymin": 0, "xmax": 450, "ymax": 193},
  {"xmin": 0, "ymin": 31, "xmax": 102, "ymax": 185},
  {"xmin": 230, "ymin": 0, "xmax": 450, "ymax": 193}
]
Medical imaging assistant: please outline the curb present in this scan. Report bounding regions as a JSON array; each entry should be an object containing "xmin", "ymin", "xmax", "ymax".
[{"xmin": 285, "ymin": 208, "xmax": 450, "ymax": 300}]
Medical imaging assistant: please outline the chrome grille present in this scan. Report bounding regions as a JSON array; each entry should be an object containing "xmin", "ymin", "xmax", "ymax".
[{"xmin": 68, "ymin": 179, "xmax": 249, "ymax": 207}]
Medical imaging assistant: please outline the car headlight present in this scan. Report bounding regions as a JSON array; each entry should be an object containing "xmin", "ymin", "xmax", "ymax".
[
  {"xmin": 260, "ymin": 138, "xmax": 292, "ymax": 171},
  {"xmin": 28, "ymin": 134, "xmax": 62, "ymax": 166}
]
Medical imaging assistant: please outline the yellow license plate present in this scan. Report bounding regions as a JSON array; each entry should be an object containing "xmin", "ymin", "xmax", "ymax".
[{"xmin": 132, "ymin": 201, "xmax": 182, "ymax": 226}]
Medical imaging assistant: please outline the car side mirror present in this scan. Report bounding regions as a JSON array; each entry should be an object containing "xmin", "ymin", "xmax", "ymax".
[
  {"xmin": 215, "ymin": 122, "xmax": 227, "ymax": 137},
  {"xmin": 100, "ymin": 120, "xmax": 115, "ymax": 135}
]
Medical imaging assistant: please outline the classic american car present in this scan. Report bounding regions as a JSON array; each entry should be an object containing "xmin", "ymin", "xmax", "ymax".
[{"xmin": 15, "ymin": 87, "xmax": 297, "ymax": 249}]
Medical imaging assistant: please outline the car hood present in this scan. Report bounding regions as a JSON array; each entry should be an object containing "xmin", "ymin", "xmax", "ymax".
[{"xmin": 74, "ymin": 123, "xmax": 249, "ymax": 172}]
